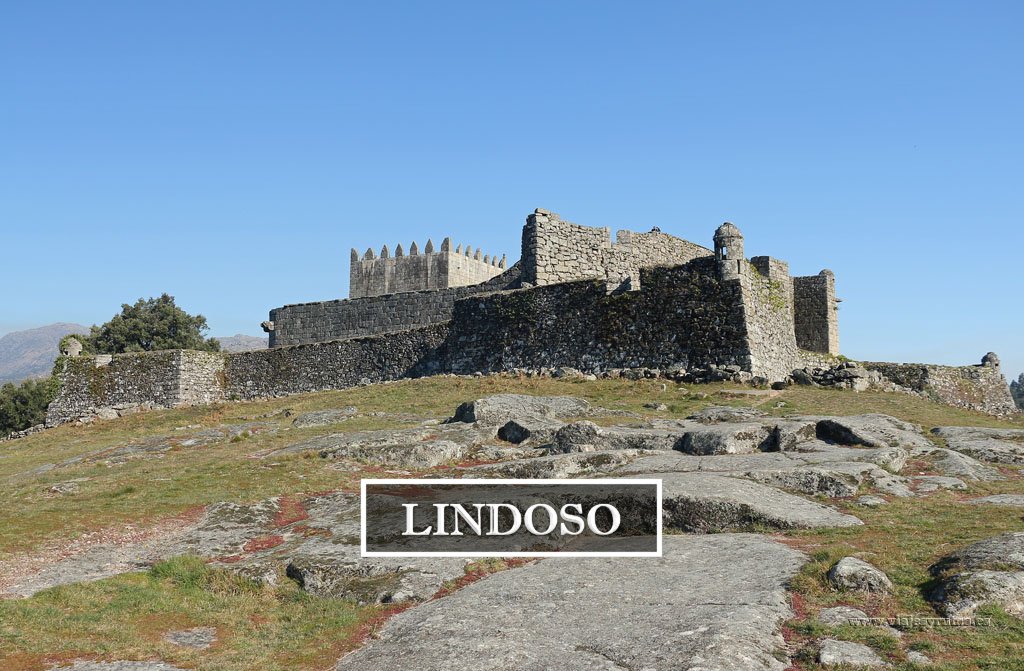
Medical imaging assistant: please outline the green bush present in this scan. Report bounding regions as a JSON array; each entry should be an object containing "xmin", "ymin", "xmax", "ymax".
[
  {"xmin": 75, "ymin": 293, "xmax": 220, "ymax": 355},
  {"xmin": 0, "ymin": 376, "xmax": 58, "ymax": 435}
]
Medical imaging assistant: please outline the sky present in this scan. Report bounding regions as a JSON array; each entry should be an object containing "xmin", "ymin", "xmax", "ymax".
[{"xmin": 1, "ymin": 2, "xmax": 1021, "ymax": 381}]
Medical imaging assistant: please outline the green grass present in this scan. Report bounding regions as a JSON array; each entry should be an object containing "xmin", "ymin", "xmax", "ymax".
[
  {"xmin": 783, "ymin": 485, "xmax": 1024, "ymax": 669},
  {"xmin": 0, "ymin": 556, "xmax": 372, "ymax": 671},
  {"xmin": 1, "ymin": 374, "xmax": 1023, "ymax": 670}
]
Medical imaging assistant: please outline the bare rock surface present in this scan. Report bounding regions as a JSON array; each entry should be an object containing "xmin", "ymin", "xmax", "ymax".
[
  {"xmin": 271, "ymin": 425, "xmax": 484, "ymax": 468},
  {"xmin": 817, "ymin": 639, "xmax": 887, "ymax": 668},
  {"xmin": 929, "ymin": 532, "xmax": 1024, "ymax": 618},
  {"xmin": 915, "ymin": 447, "xmax": 1002, "ymax": 481},
  {"xmin": 337, "ymin": 534, "xmax": 806, "ymax": 671},
  {"xmin": 912, "ymin": 475, "xmax": 966, "ymax": 493},
  {"xmin": 828, "ymin": 557, "xmax": 893, "ymax": 593},
  {"xmin": 932, "ymin": 426, "xmax": 1024, "ymax": 465},
  {"xmin": 813, "ymin": 414, "xmax": 932, "ymax": 451},
  {"xmin": 650, "ymin": 473, "xmax": 862, "ymax": 532},
  {"xmin": 818, "ymin": 606, "xmax": 902, "ymax": 637},
  {"xmin": 291, "ymin": 407, "xmax": 358, "ymax": 428},
  {"xmin": 968, "ymin": 494, "xmax": 1024, "ymax": 506},
  {"xmin": 451, "ymin": 394, "xmax": 591, "ymax": 425},
  {"xmin": 679, "ymin": 422, "xmax": 775, "ymax": 455},
  {"xmin": 163, "ymin": 626, "xmax": 217, "ymax": 649},
  {"xmin": 819, "ymin": 605, "xmax": 872, "ymax": 625},
  {"xmin": 465, "ymin": 450, "xmax": 641, "ymax": 478}
]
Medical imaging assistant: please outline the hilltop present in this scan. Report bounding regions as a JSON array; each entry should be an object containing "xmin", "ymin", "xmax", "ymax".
[{"xmin": 2, "ymin": 376, "xmax": 1024, "ymax": 670}]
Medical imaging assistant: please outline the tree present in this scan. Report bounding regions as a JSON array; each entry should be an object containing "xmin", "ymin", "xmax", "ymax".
[
  {"xmin": 0, "ymin": 377, "xmax": 57, "ymax": 435},
  {"xmin": 80, "ymin": 294, "xmax": 220, "ymax": 354},
  {"xmin": 1012, "ymin": 373, "xmax": 1024, "ymax": 411}
]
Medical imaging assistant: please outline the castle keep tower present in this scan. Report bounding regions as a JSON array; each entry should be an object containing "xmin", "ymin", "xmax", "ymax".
[{"xmin": 349, "ymin": 238, "xmax": 506, "ymax": 298}]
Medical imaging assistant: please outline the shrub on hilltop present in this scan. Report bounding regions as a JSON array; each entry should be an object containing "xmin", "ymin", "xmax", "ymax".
[{"xmin": 67, "ymin": 294, "xmax": 220, "ymax": 355}]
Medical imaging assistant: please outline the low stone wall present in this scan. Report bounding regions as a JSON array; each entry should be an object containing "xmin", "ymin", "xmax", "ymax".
[
  {"xmin": 46, "ymin": 350, "xmax": 227, "ymax": 426},
  {"xmin": 47, "ymin": 326, "xmax": 450, "ymax": 425},
  {"xmin": 268, "ymin": 265, "xmax": 520, "ymax": 347},
  {"xmin": 225, "ymin": 324, "xmax": 447, "ymax": 400},
  {"xmin": 861, "ymin": 361, "xmax": 1018, "ymax": 416}
]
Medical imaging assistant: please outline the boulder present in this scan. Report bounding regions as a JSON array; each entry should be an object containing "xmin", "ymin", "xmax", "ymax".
[
  {"xmin": 818, "ymin": 605, "xmax": 871, "ymax": 626},
  {"xmin": 815, "ymin": 414, "xmax": 932, "ymax": 451},
  {"xmin": 679, "ymin": 423, "xmax": 776, "ymax": 455},
  {"xmin": 929, "ymin": 532, "xmax": 1024, "ymax": 618},
  {"xmin": 827, "ymin": 557, "xmax": 893, "ymax": 593},
  {"xmin": 497, "ymin": 417, "xmax": 564, "ymax": 445},
  {"xmin": 923, "ymin": 447, "xmax": 1002, "ymax": 481}
]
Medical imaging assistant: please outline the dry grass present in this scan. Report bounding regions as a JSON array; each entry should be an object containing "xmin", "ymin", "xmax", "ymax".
[{"xmin": 1, "ymin": 375, "xmax": 1022, "ymax": 670}]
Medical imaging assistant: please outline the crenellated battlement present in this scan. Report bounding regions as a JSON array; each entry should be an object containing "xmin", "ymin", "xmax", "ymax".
[{"xmin": 349, "ymin": 237, "xmax": 507, "ymax": 299}]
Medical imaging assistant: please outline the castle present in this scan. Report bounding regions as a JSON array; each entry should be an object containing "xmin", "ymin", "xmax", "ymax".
[
  {"xmin": 45, "ymin": 207, "xmax": 1019, "ymax": 425},
  {"xmin": 261, "ymin": 208, "xmax": 840, "ymax": 382}
]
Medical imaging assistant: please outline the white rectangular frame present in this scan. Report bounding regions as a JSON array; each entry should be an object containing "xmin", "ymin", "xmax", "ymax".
[{"xmin": 360, "ymin": 478, "xmax": 663, "ymax": 558}]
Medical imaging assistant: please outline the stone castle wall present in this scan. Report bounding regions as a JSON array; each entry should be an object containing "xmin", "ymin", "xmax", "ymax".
[
  {"xmin": 48, "ymin": 269, "xmax": 1018, "ymax": 424},
  {"xmin": 349, "ymin": 239, "xmax": 505, "ymax": 299},
  {"xmin": 47, "ymin": 329, "xmax": 448, "ymax": 424},
  {"xmin": 46, "ymin": 350, "xmax": 227, "ymax": 425},
  {"xmin": 520, "ymin": 209, "xmax": 713, "ymax": 289},
  {"xmin": 442, "ymin": 260, "xmax": 753, "ymax": 375},
  {"xmin": 225, "ymin": 325, "xmax": 448, "ymax": 400},
  {"xmin": 793, "ymin": 271, "xmax": 840, "ymax": 355},
  {"xmin": 861, "ymin": 361, "xmax": 1018, "ymax": 416},
  {"xmin": 268, "ymin": 265, "xmax": 520, "ymax": 347},
  {"xmin": 741, "ymin": 261, "xmax": 802, "ymax": 382}
]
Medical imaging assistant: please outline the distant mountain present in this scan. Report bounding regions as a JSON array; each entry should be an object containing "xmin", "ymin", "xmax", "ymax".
[
  {"xmin": 217, "ymin": 334, "xmax": 267, "ymax": 352},
  {"xmin": 0, "ymin": 323, "xmax": 88, "ymax": 385}
]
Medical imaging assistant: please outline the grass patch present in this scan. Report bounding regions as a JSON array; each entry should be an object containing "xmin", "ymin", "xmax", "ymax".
[{"xmin": 0, "ymin": 555, "xmax": 372, "ymax": 671}]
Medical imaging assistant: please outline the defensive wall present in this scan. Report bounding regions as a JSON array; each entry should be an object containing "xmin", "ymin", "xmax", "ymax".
[{"xmin": 42, "ymin": 206, "xmax": 1018, "ymax": 424}]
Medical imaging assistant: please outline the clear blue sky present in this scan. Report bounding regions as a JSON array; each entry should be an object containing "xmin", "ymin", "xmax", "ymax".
[{"xmin": 2, "ymin": 2, "xmax": 1021, "ymax": 380}]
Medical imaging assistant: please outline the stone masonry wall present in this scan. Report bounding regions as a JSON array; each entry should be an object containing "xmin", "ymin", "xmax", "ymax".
[
  {"xmin": 861, "ymin": 361, "xmax": 1018, "ymax": 416},
  {"xmin": 269, "ymin": 265, "xmax": 520, "ymax": 347},
  {"xmin": 442, "ymin": 259, "xmax": 754, "ymax": 375},
  {"xmin": 520, "ymin": 209, "xmax": 712, "ymax": 289},
  {"xmin": 349, "ymin": 239, "xmax": 506, "ymax": 299},
  {"xmin": 46, "ymin": 350, "xmax": 227, "ymax": 426},
  {"xmin": 793, "ymin": 271, "xmax": 840, "ymax": 354},
  {"xmin": 225, "ymin": 324, "xmax": 448, "ymax": 400},
  {"xmin": 740, "ymin": 262, "xmax": 802, "ymax": 382},
  {"xmin": 47, "ymin": 327, "xmax": 449, "ymax": 424}
]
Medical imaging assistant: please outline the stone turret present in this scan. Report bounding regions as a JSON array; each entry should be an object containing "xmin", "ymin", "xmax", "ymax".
[{"xmin": 714, "ymin": 222, "xmax": 745, "ymax": 280}]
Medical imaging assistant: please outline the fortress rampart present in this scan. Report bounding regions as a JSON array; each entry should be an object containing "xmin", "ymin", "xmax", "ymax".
[{"xmin": 44, "ymin": 206, "xmax": 1019, "ymax": 425}]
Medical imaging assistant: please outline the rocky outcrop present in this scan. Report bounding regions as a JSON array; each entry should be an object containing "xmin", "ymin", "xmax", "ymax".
[
  {"xmin": 929, "ymin": 533, "xmax": 1024, "ymax": 618},
  {"xmin": 336, "ymin": 535, "xmax": 806, "ymax": 671},
  {"xmin": 932, "ymin": 426, "xmax": 1024, "ymax": 465}
]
